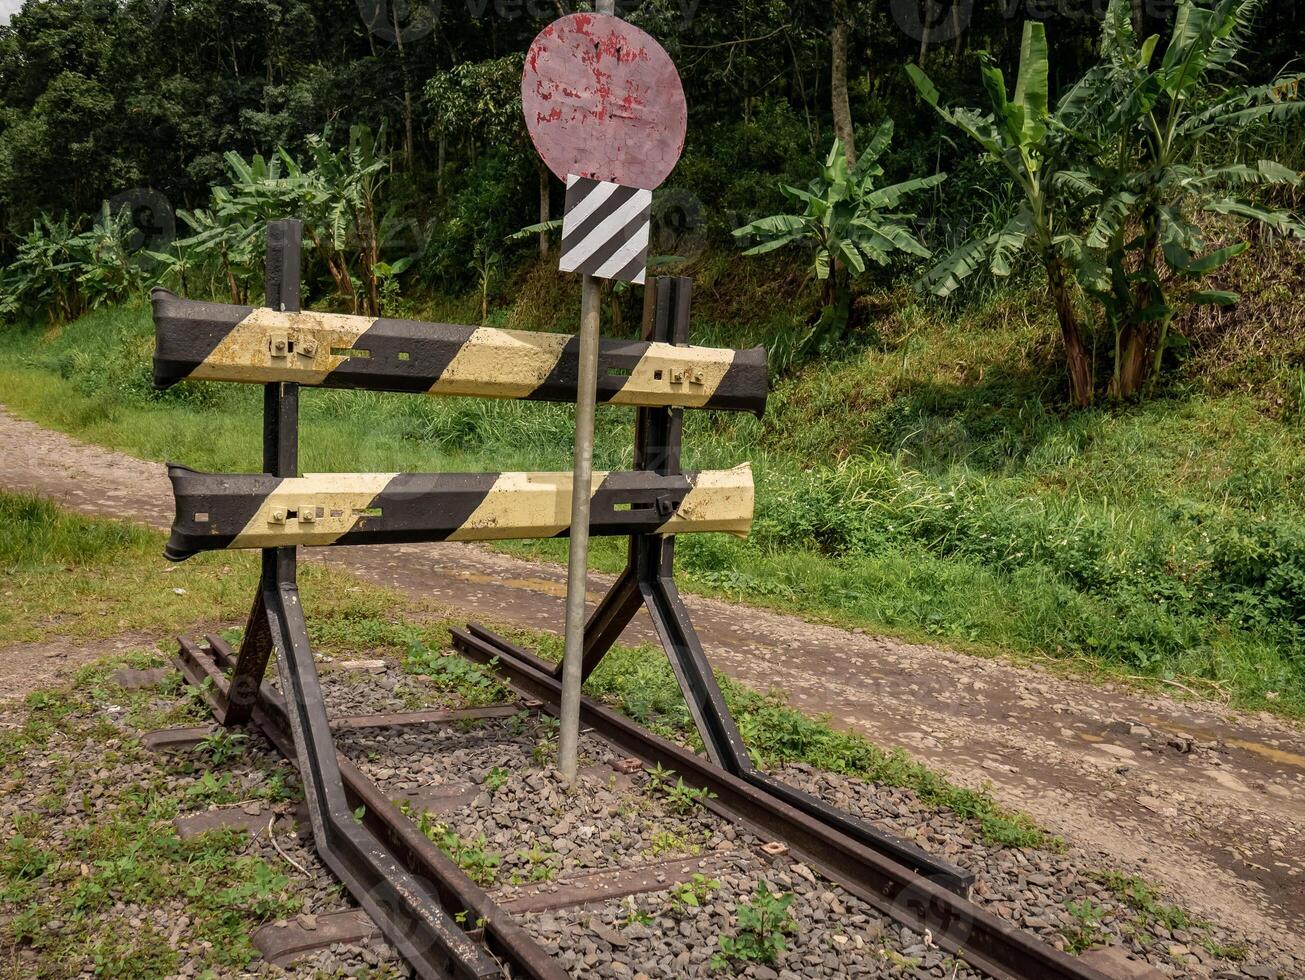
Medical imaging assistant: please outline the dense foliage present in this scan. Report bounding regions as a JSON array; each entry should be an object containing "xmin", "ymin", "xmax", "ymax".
[
  {"xmin": 913, "ymin": 1, "xmax": 1304, "ymax": 405},
  {"xmin": 1, "ymin": 1, "xmax": 1299, "ymax": 293},
  {"xmin": 734, "ymin": 125, "xmax": 943, "ymax": 361}
]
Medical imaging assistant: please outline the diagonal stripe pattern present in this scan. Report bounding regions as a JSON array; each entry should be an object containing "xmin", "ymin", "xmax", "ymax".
[
  {"xmin": 151, "ymin": 290, "xmax": 769, "ymax": 415},
  {"xmin": 559, "ymin": 176, "xmax": 653, "ymax": 285},
  {"xmin": 165, "ymin": 464, "xmax": 755, "ymax": 561}
]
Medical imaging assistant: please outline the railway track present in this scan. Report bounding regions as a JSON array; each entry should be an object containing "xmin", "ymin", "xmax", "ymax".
[{"xmin": 173, "ymin": 631, "xmax": 1111, "ymax": 980}]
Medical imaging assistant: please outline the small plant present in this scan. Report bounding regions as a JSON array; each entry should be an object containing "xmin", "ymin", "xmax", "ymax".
[
  {"xmin": 620, "ymin": 900, "xmax": 654, "ymax": 927},
  {"xmin": 406, "ymin": 642, "xmax": 507, "ymax": 706},
  {"xmin": 644, "ymin": 763, "xmax": 675, "ymax": 793},
  {"xmin": 513, "ymin": 845, "xmax": 557, "ymax": 883},
  {"xmin": 0, "ymin": 835, "xmax": 51, "ymax": 881},
  {"xmin": 217, "ymin": 860, "xmax": 294, "ymax": 920},
  {"xmin": 643, "ymin": 829, "xmax": 702, "ymax": 859},
  {"xmin": 484, "ymin": 766, "xmax": 511, "ymax": 793},
  {"xmin": 1063, "ymin": 898, "xmax": 1108, "ymax": 953},
  {"xmin": 879, "ymin": 948, "xmax": 923, "ymax": 970},
  {"xmin": 417, "ymin": 813, "xmax": 501, "ymax": 887},
  {"xmin": 1099, "ymin": 873, "xmax": 1190, "ymax": 932},
  {"xmin": 184, "ymin": 772, "xmax": 238, "ymax": 804},
  {"xmin": 353, "ymin": 805, "xmax": 367, "ymax": 824},
  {"xmin": 1203, "ymin": 937, "xmax": 1249, "ymax": 961},
  {"xmin": 199, "ymin": 729, "xmax": 248, "ymax": 766},
  {"xmin": 256, "ymin": 771, "xmax": 297, "ymax": 804},
  {"xmin": 713, "ymin": 885, "xmax": 797, "ymax": 967},
  {"xmin": 663, "ymin": 778, "xmax": 716, "ymax": 815},
  {"xmin": 531, "ymin": 739, "xmax": 556, "ymax": 768},
  {"xmin": 669, "ymin": 873, "xmax": 720, "ymax": 916}
]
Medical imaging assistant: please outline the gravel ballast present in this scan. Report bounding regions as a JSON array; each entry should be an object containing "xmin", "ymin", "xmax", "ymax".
[{"xmin": 1, "ymin": 649, "xmax": 1296, "ymax": 978}]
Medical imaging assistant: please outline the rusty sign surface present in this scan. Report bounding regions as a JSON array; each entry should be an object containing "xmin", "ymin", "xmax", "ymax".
[{"xmin": 522, "ymin": 13, "xmax": 687, "ymax": 190}]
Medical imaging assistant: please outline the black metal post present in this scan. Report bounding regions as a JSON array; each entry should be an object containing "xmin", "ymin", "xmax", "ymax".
[
  {"xmin": 225, "ymin": 220, "xmax": 303, "ymax": 724},
  {"xmin": 194, "ymin": 221, "xmax": 507, "ymax": 978}
]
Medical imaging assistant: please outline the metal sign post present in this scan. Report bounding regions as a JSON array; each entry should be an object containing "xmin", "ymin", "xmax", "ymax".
[
  {"xmin": 558, "ymin": 271, "xmax": 604, "ymax": 781},
  {"xmin": 523, "ymin": 3, "xmax": 688, "ymax": 783}
]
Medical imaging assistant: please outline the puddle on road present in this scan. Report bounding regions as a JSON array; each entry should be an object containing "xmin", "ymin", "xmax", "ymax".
[
  {"xmin": 445, "ymin": 569, "xmax": 571, "ymax": 599},
  {"xmin": 1133, "ymin": 714, "xmax": 1305, "ymax": 772},
  {"xmin": 1226, "ymin": 738, "xmax": 1305, "ymax": 771}
]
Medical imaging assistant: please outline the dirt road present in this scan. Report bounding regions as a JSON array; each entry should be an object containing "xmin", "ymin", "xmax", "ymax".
[{"xmin": 3, "ymin": 403, "xmax": 1303, "ymax": 951}]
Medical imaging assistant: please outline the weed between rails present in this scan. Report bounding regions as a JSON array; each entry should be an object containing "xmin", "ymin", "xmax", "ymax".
[
  {"xmin": 0, "ymin": 655, "xmax": 305, "ymax": 976},
  {"xmin": 520, "ymin": 630, "xmax": 1050, "ymax": 850}
]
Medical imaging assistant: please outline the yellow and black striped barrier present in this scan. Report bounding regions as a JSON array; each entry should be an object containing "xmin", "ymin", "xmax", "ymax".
[
  {"xmin": 165, "ymin": 463, "xmax": 754, "ymax": 561},
  {"xmin": 152, "ymin": 290, "xmax": 768, "ymax": 415}
]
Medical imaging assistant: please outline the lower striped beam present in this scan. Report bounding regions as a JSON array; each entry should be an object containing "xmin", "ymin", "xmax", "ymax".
[
  {"xmin": 151, "ymin": 290, "xmax": 768, "ymax": 416},
  {"xmin": 165, "ymin": 464, "xmax": 754, "ymax": 561}
]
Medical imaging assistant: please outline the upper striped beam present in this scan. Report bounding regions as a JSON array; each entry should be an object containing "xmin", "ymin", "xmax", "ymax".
[
  {"xmin": 152, "ymin": 290, "xmax": 768, "ymax": 415},
  {"xmin": 165, "ymin": 464, "xmax": 754, "ymax": 562}
]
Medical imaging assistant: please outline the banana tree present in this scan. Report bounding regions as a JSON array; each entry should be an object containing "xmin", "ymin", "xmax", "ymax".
[
  {"xmin": 1, "ymin": 214, "xmax": 86, "ymax": 324},
  {"xmin": 909, "ymin": 22, "xmax": 1098, "ymax": 407},
  {"xmin": 1070, "ymin": 0, "xmax": 1304, "ymax": 398},
  {"xmin": 74, "ymin": 203, "xmax": 149, "ymax": 310},
  {"xmin": 733, "ymin": 124, "xmax": 944, "ymax": 356},
  {"xmin": 291, "ymin": 125, "xmax": 392, "ymax": 316},
  {"xmin": 176, "ymin": 152, "xmax": 294, "ymax": 304},
  {"xmin": 911, "ymin": 3, "xmax": 1304, "ymax": 406}
]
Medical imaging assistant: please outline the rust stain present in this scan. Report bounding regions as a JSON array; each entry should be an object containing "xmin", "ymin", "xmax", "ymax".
[{"xmin": 522, "ymin": 13, "xmax": 686, "ymax": 190}]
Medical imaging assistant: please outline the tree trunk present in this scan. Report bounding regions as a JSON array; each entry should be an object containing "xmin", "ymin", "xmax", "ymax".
[
  {"xmin": 1112, "ymin": 322, "xmax": 1153, "ymax": 399},
  {"xmin": 1049, "ymin": 258, "xmax": 1094, "ymax": 407},
  {"xmin": 1130, "ymin": 0, "xmax": 1146, "ymax": 36},
  {"xmin": 394, "ymin": 8, "xmax": 416, "ymax": 171},
  {"xmin": 918, "ymin": 0, "xmax": 936, "ymax": 66},
  {"xmin": 437, "ymin": 135, "xmax": 447, "ymax": 198},
  {"xmin": 831, "ymin": 0, "xmax": 856, "ymax": 165},
  {"xmin": 1111, "ymin": 206, "xmax": 1161, "ymax": 399}
]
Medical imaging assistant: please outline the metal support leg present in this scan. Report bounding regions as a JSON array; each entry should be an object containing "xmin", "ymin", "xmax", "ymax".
[
  {"xmin": 542, "ymin": 276, "xmax": 974, "ymax": 893},
  {"xmin": 263, "ymin": 583, "xmax": 498, "ymax": 979},
  {"xmin": 226, "ymin": 219, "xmax": 303, "ymax": 727}
]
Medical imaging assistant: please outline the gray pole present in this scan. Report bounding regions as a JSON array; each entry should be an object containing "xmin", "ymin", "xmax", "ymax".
[
  {"xmin": 558, "ymin": 0, "xmax": 616, "ymax": 785},
  {"xmin": 558, "ymin": 275, "xmax": 602, "ymax": 783}
]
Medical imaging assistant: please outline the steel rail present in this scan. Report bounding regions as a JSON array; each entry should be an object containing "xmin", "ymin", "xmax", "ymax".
[
  {"xmin": 178, "ymin": 633, "xmax": 568, "ymax": 980},
  {"xmin": 451, "ymin": 624, "xmax": 1112, "ymax": 980}
]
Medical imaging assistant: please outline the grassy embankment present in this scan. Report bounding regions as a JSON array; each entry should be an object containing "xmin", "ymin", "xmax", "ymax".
[
  {"xmin": 1, "ymin": 244, "xmax": 1303, "ymax": 717},
  {"xmin": 0, "ymin": 493, "xmax": 1052, "ymax": 974}
]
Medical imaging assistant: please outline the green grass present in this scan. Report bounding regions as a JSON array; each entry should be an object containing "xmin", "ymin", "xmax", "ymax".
[
  {"xmin": 0, "ymin": 490, "xmax": 443, "ymax": 651},
  {"xmin": 1, "ymin": 264, "xmax": 1303, "ymax": 718},
  {"xmin": 0, "ymin": 654, "xmax": 304, "ymax": 977}
]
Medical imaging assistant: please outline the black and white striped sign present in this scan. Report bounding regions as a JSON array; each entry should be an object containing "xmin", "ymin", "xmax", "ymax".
[{"xmin": 559, "ymin": 175, "xmax": 653, "ymax": 285}]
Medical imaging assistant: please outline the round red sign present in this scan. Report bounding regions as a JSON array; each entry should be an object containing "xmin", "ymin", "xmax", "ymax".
[{"xmin": 522, "ymin": 13, "xmax": 687, "ymax": 191}]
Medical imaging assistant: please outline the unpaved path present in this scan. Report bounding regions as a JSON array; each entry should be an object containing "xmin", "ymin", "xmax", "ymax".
[{"xmin": 3, "ymin": 404, "xmax": 1303, "ymax": 952}]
